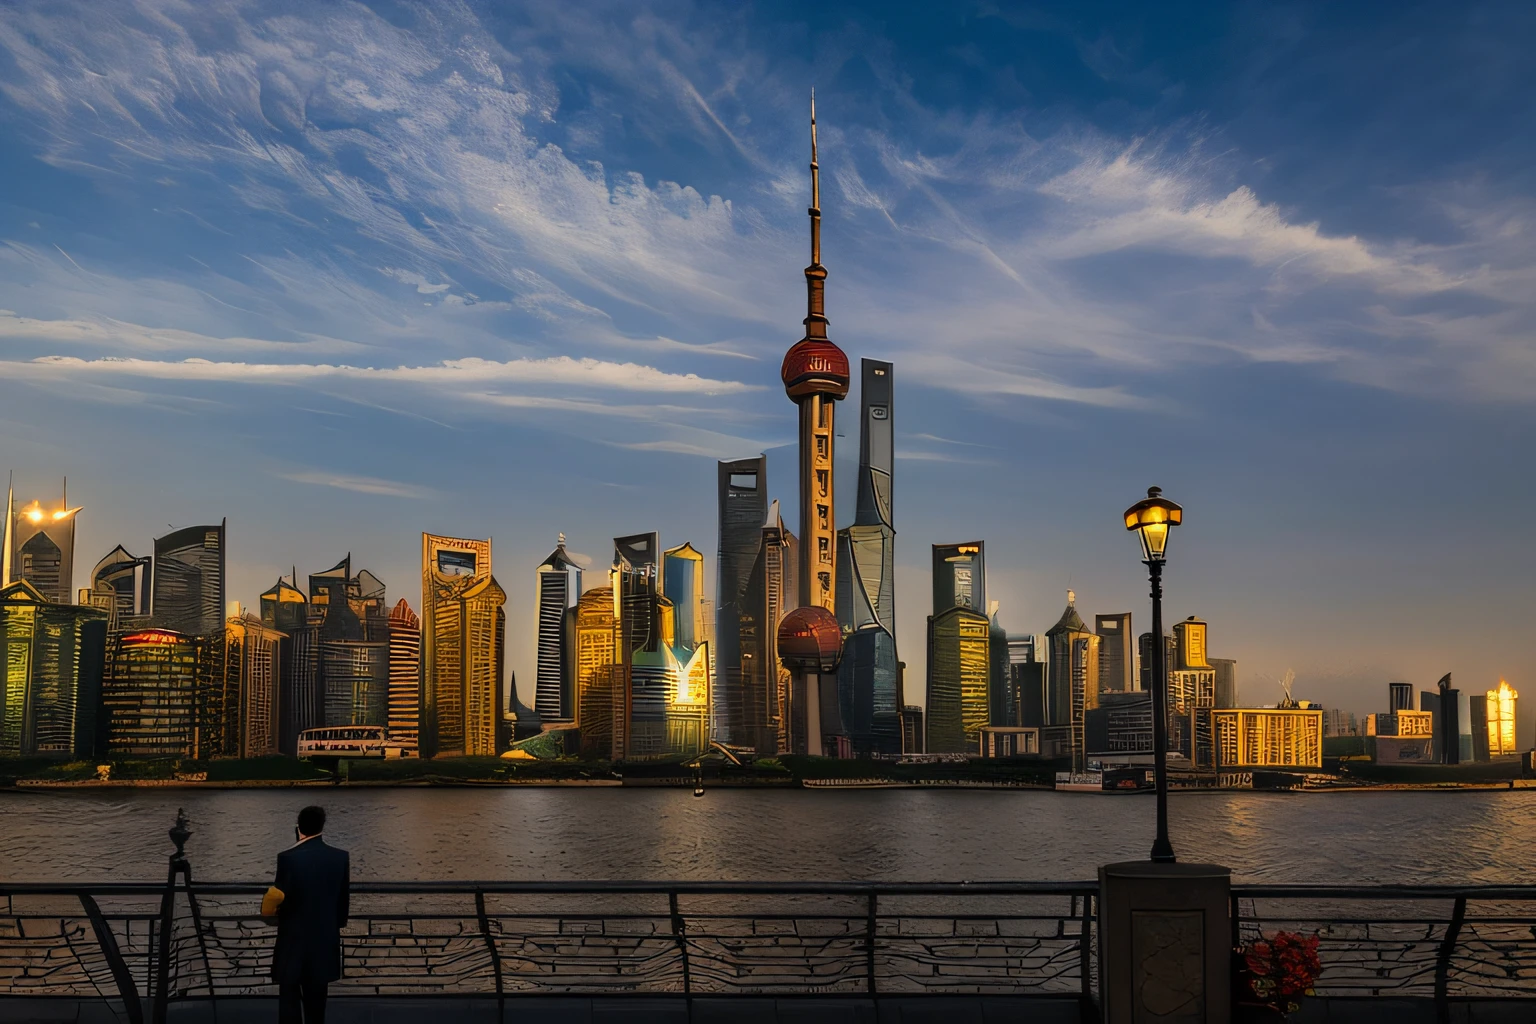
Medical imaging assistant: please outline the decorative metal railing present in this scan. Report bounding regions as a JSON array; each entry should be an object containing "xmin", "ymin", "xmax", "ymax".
[{"xmin": 4, "ymin": 877, "xmax": 1536, "ymax": 1022}]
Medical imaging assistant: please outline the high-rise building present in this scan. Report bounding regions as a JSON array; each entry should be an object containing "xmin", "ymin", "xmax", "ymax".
[
  {"xmin": 223, "ymin": 610, "xmax": 284, "ymax": 758},
  {"xmin": 1138, "ymin": 631, "xmax": 1175, "ymax": 690},
  {"xmin": 932, "ymin": 542, "xmax": 986, "ymax": 616},
  {"xmin": 387, "ymin": 600, "xmax": 421, "ymax": 750},
  {"xmin": 1095, "ymin": 613, "xmax": 1136, "ymax": 693},
  {"xmin": 1469, "ymin": 694, "xmax": 1490, "ymax": 762},
  {"xmin": 777, "ymin": 95, "xmax": 851, "ymax": 759},
  {"xmin": 102, "ymin": 627, "xmax": 215, "ymax": 758},
  {"xmin": 260, "ymin": 575, "xmax": 319, "ymax": 755},
  {"xmin": 1204, "ymin": 708, "xmax": 1323, "ymax": 770},
  {"xmin": 988, "ymin": 602, "xmax": 1010, "ymax": 727},
  {"xmin": 835, "ymin": 358, "xmax": 900, "ymax": 757},
  {"xmin": 925, "ymin": 606, "xmax": 991, "ymax": 753},
  {"xmin": 663, "ymin": 542, "xmax": 705, "ymax": 653},
  {"xmin": 1211, "ymin": 658, "xmax": 1238, "ymax": 708},
  {"xmin": 309, "ymin": 555, "xmax": 389, "ymax": 731},
  {"xmin": 1486, "ymin": 680, "xmax": 1519, "ymax": 757},
  {"xmin": 1085, "ymin": 691, "xmax": 1156, "ymax": 765},
  {"xmin": 534, "ymin": 536, "xmax": 583, "ymax": 725},
  {"xmin": 421, "ymin": 533, "xmax": 507, "ymax": 758},
  {"xmin": 3, "ymin": 483, "xmax": 83, "ymax": 606},
  {"xmin": 574, "ymin": 586, "xmax": 621, "ymax": 759},
  {"xmin": 901, "ymin": 703, "xmax": 923, "ymax": 754},
  {"xmin": 1421, "ymin": 675, "xmax": 1461, "ymax": 765},
  {"xmin": 1168, "ymin": 617, "xmax": 1216, "ymax": 759},
  {"xmin": 740, "ymin": 501, "xmax": 796, "ymax": 753},
  {"xmin": 1388, "ymin": 682, "xmax": 1414, "ymax": 713},
  {"xmin": 1045, "ymin": 592, "xmax": 1099, "ymax": 773},
  {"xmin": 88, "ymin": 544, "xmax": 152, "ymax": 631},
  {"xmin": 152, "ymin": 521, "xmax": 226, "ymax": 636},
  {"xmin": 716, "ymin": 455, "xmax": 768, "ymax": 745},
  {"xmin": 0, "ymin": 579, "xmax": 107, "ymax": 757}
]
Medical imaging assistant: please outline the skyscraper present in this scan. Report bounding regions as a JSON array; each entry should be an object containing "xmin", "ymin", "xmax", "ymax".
[
  {"xmin": 777, "ymin": 94, "xmax": 850, "ymax": 758},
  {"xmin": 310, "ymin": 555, "xmax": 388, "ymax": 730},
  {"xmin": 387, "ymin": 599, "xmax": 422, "ymax": 750},
  {"xmin": 152, "ymin": 521, "xmax": 226, "ymax": 636},
  {"xmin": 663, "ymin": 542, "xmax": 705, "ymax": 653},
  {"xmin": 260, "ymin": 575, "xmax": 319, "ymax": 755},
  {"xmin": 1045, "ymin": 592, "xmax": 1099, "ymax": 772},
  {"xmin": 1487, "ymin": 680, "xmax": 1519, "ymax": 757},
  {"xmin": 744, "ymin": 502, "xmax": 797, "ymax": 754},
  {"xmin": 716, "ymin": 455, "xmax": 767, "ymax": 745},
  {"xmin": 3, "ymin": 483, "xmax": 82, "ymax": 605},
  {"xmin": 89, "ymin": 545, "xmax": 152, "ymax": 627},
  {"xmin": 102, "ymin": 627, "xmax": 214, "ymax": 758},
  {"xmin": 421, "ymin": 533, "xmax": 506, "ymax": 758},
  {"xmin": 0, "ymin": 579, "xmax": 107, "ymax": 757},
  {"xmin": 1210, "ymin": 658, "xmax": 1238, "ymax": 708},
  {"xmin": 1168, "ymin": 616, "xmax": 1216, "ymax": 760},
  {"xmin": 1095, "ymin": 613, "xmax": 1136, "ymax": 693},
  {"xmin": 925, "ymin": 605, "xmax": 992, "ymax": 753},
  {"xmin": 1388, "ymin": 682, "xmax": 1414, "ymax": 713},
  {"xmin": 574, "ymin": 585, "xmax": 620, "ymax": 759},
  {"xmin": 932, "ymin": 542, "xmax": 986, "ymax": 615},
  {"xmin": 223, "ymin": 610, "xmax": 284, "ymax": 758},
  {"xmin": 835, "ymin": 358, "xmax": 900, "ymax": 757},
  {"xmin": 534, "ymin": 536, "xmax": 583, "ymax": 725}
]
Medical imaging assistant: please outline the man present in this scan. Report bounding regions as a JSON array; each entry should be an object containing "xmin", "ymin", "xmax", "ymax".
[{"xmin": 268, "ymin": 805, "xmax": 350, "ymax": 1023}]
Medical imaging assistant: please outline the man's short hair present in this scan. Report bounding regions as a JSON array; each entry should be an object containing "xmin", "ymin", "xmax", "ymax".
[{"xmin": 297, "ymin": 805, "xmax": 326, "ymax": 836}]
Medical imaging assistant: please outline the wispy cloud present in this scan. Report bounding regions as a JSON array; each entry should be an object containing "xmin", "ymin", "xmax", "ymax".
[{"xmin": 278, "ymin": 470, "xmax": 429, "ymax": 499}]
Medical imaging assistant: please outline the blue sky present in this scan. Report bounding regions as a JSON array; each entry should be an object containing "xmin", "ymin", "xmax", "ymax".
[{"xmin": 1, "ymin": 0, "xmax": 1532, "ymax": 723}]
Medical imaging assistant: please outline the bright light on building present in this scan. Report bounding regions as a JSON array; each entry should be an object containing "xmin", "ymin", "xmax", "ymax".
[{"xmin": 1487, "ymin": 679, "xmax": 1519, "ymax": 756}]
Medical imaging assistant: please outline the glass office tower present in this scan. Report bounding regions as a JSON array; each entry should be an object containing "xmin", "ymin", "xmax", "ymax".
[{"xmin": 0, "ymin": 579, "xmax": 107, "ymax": 757}]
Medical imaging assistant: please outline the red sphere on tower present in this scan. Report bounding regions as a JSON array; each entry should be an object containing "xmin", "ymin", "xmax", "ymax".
[
  {"xmin": 777, "ymin": 605, "xmax": 844, "ymax": 673},
  {"xmin": 781, "ymin": 337, "xmax": 850, "ymax": 400}
]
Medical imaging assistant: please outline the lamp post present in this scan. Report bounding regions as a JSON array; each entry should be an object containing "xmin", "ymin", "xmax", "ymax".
[{"xmin": 1124, "ymin": 486, "xmax": 1183, "ymax": 864}]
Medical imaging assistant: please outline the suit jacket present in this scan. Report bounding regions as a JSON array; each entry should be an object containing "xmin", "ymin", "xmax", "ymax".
[{"xmin": 271, "ymin": 836, "xmax": 350, "ymax": 984}]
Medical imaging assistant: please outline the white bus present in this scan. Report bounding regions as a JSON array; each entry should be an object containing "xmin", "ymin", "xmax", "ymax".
[{"xmin": 297, "ymin": 725, "xmax": 386, "ymax": 759}]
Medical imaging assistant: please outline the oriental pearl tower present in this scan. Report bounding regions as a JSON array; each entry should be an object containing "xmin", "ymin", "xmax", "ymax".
[{"xmin": 776, "ymin": 92, "xmax": 850, "ymax": 757}]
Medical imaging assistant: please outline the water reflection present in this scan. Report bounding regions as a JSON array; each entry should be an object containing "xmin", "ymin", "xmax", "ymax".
[{"xmin": 1, "ymin": 789, "xmax": 1532, "ymax": 884}]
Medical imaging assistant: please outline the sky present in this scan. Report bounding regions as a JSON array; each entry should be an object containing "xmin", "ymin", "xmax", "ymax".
[{"xmin": 0, "ymin": 0, "xmax": 1532, "ymax": 725}]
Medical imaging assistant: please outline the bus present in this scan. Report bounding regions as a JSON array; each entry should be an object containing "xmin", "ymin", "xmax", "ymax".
[{"xmin": 297, "ymin": 725, "xmax": 386, "ymax": 759}]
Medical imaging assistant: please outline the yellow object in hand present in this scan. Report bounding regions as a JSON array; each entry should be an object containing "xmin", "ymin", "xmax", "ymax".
[{"xmin": 261, "ymin": 887, "xmax": 285, "ymax": 918}]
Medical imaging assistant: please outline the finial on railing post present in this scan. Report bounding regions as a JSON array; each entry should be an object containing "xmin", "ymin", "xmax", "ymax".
[{"xmin": 169, "ymin": 808, "xmax": 191, "ymax": 865}]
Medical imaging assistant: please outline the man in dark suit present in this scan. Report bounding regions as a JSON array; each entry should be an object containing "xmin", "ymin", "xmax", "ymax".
[{"xmin": 270, "ymin": 805, "xmax": 349, "ymax": 1023}]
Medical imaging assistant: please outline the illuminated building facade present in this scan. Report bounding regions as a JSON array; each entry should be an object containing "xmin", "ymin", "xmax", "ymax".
[
  {"xmin": 1486, "ymin": 680, "xmax": 1519, "ymax": 757},
  {"xmin": 740, "ymin": 501, "xmax": 796, "ymax": 753},
  {"xmin": 260, "ymin": 576, "xmax": 319, "ymax": 755},
  {"xmin": 1206, "ymin": 708, "xmax": 1324, "ymax": 770},
  {"xmin": 925, "ymin": 606, "xmax": 991, "ymax": 753},
  {"xmin": 933, "ymin": 542, "xmax": 986, "ymax": 615},
  {"xmin": 87, "ymin": 545, "xmax": 152, "ymax": 631},
  {"xmin": 663, "ymin": 542, "xmax": 705, "ymax": 653},
  {"xmin": 1167, "ymin": 616, "xmax": 1216, "ymax": 759},
  {"xmin": 223, "ymin": 611, "xmax": 283, "ymax": 758},
  {"xmin": 534, "ymin": 536, "xmax": 583, "ymax": 725},
  {"xmin": 574, "ymin": 586, "xmax": 620, "ymax": 759},
  {"xmin": 1096, "ymin": 613, "xmax": 1136, "ymax": 693},
  {"xmin": 716, "ymin": 456, "xmax": 767, "ymax": 745},
  {"xmin": 387, "ymin": 600, "xmax": 421, "ymax": 750},
  {"xmin": 420, "ymin": 533, "xmax": 507, "ymax": 758},
  {"xmin": 102, "ymin": 628, "xmax": 214, "ymax": 758},
  {"xmin": 835, "ymin": 358, "xmax": 900, "ymax": 756},
  {"xmin": 778, "ymin": 96, "xmax": 850, "ymax": 758},
  {"xmin": 1368, "ymin": 700, "xmax": 1435, "ymax": 762},
  {"xmin": 3, "ymin": 483, "xmax": 82, "ymax": 606},
  {"xmin": 0, "ymin": 580, "xmax": 107, "ymax": 757},
  {"xmin": 1045, "ymin": 592, "xmax": 1100, "ymax": 772},
  {"xmin": 152, "ymin": 522, "xmax": 226, "ymax": 636}
]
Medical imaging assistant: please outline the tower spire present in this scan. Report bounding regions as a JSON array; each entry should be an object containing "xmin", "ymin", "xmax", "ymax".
[
  {"xmin": 1, "ymin": 472, "xmax": 12, "ymax": 586},
  {"xmin": 804, "ymin": 89, "xmax": 828, "ymax": 339}
]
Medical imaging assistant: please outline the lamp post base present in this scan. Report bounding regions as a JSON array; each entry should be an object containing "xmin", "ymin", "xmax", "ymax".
[{"xmin": 1099, "ymin": 861, "xmax": 1231, "ymax": 1024}]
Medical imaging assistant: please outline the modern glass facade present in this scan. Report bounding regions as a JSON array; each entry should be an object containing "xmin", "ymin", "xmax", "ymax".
[
  {"xmin": 925, "ymin": 606, "xmax": 991, "ymax": 753},
  {"xmin": 574, "ymin": 586, "xmax": 619, "ymax": 760},
  {"xmin": 4, "ymin": 485, "xmax": 82, "ymax": 606},
  {"xmin": 534, "ymin": 538, "xmax": 583, "ymax": 724},
  {"xmin": 835, "ymin": 358, "xmax": 900, "ymax": 757},
  {"xmin": 0, "ymin": 580, "xmax": 107, "ymax": 757},
  {"xmin": 662, "ymin": 542, "xmax": 705, "ymax": 653},
  {"xmin": 387, "ymin": 599, "xmax": 421, "ymax": 749},
  {"xmin": 261, "ymin": 576, "xmax": 319, "ymax": 755},
  {"xmin": 102, "ymin": 628, "xmax": 211, "ymax": 758},
  {"xmin": 90, "ymin": 545, "xmax": 152, "ymax": 629},
  {"xmin": 421, "ymin": 533, "xmax": 506, "ymax": 758},
  {"xmin": 1045, "ymin": 593, "xmax": 1099, "ymax": 772},
  {"xmin": 715, "ymin": 456, "xmax": 767, "ymax": 746},
  {"xmin": 223, "ymin": 612, "xmax": 284, "ymax": 758},
  {"xmin": 932, "ymin": 542, "xmax": 985, "ymax": 616},
  {"xmin": 1095, "ymin": 613, "xmax": 1136, "ymax": 692},
  {"xmin": 152, "ymin": 521, "xmax": 225, "ymax": 636},
  {"xmin": 321, "ymin": 639, "xmax": 389, "ymax": 727}
]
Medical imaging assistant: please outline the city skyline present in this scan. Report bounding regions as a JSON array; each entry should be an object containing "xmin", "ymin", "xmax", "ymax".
[{"xmin": 0, "ymin": 1, "xmax": 1531, "ymax": 726}]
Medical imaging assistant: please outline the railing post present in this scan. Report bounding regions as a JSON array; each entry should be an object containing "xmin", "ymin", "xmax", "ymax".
[
  {"xmin": 668, "ymin": 890, "xmax": 692, "ymax": 1010},
  {"xmin": 1078, "ymin": 891, "xmax": 1095, "ymax": 1023},
  {"xmin": 1434, "ymin": 895, "xmax": 1466, "ymax": 1020},
  {"xmin": 152, "ymin": 810, "xmax": 191, "ymax": 1024},
  {"xmin": 473, "ymin": 890, "xmax": 505, "ymax": 1022},
  {"xmin": 80, "ymin": 893, "xmax": 145, "ymax": 1024},
  {"xmin": 865, "ymin": 891, "xmax": 878, "ymax": 997}
]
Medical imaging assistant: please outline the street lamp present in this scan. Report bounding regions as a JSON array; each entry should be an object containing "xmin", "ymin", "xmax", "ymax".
[{"xmin": 1124, "ymin": 486, "xmax": 1183, "ymax": 864}]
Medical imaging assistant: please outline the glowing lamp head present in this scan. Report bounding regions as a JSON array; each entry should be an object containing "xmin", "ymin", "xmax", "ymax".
[
  {"xmin": 1124, "ymin": 486, "xmax": 1183, "ymax": 564},
  {"xmin": 25, "ymin": 506, "xmax": 44, "ymax": 523},
  {"xmin": 781, "ymin": 338, "xmax": 850, "ymax": 400},
  {"xmin": 776, "ymin": 605, "xmax": 844, "ymax": 672}
]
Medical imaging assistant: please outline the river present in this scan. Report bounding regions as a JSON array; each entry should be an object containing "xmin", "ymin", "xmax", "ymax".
[{"xmin": 2, "ymin": 787, "xmax": 1532, "ymax": 884}]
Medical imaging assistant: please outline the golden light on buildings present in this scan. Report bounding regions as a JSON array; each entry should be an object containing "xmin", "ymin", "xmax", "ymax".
[
  {"xmin": 25, "ymin": 505, "xmax": 44, "ymax": 523},
  {"xmin": 1487, "ymin": 679, "xmax": 1519, "ymax": 757},
  {"xmin": 1123, "ymin": 487, "xmax": 1183, "ymax": 563}
]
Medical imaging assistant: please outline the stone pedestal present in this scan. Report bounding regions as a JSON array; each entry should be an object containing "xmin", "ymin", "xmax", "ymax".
[{"xmin": 1098, "ymin": 861, "xmax": 1231, "ymax": 1024}]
